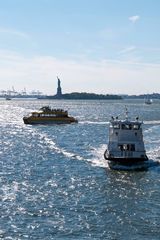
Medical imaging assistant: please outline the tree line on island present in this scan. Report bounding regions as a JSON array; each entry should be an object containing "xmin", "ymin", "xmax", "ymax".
[{"xmin": 47, "ymin": 92, "xmax": 122, "ymax": 100}]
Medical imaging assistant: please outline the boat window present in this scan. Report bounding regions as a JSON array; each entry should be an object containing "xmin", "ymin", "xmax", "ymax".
[
  {"xmin": 130, "ymin": 144, "xmax": 135, "ymax": 151},
  {"xmin": 122, "ymin": 124, "xmax": 132, "ymax": 130},
  {"xmin": 118, "ymin": 144, "xmax": 135, "ymax": 151},
  {"xmin": 33, "ymin": 113, "xmax": 39, "ymax": 117},
  {"xmin": 133, "ymin": 124, "xmax": 140, "ymax": 130},
  {"xmin": 118, "ymin": 144, "xmax": 123, "ymax": 151},
  {"xmin": 113, "ymin": 124, "xmax": 120, "ymax": 129}
]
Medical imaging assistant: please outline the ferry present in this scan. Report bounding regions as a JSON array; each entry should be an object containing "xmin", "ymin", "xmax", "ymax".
[
  {"xmin": 104, "ymin": 108, "xmax": 148, "ymax": 166},
  {"xmin": 23, "ymin": 106, "xmax": 78, "ymax": 124}
]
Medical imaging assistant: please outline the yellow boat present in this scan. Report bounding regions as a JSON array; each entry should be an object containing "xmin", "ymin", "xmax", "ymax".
[{"xmin": 23, "ymin": 106, "xmax": 78, "ymax": 124}]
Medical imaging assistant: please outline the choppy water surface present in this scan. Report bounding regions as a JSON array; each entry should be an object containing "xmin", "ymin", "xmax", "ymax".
[{"xmin": 1, "ymin": 99, "xmax": 160, "ymax": 239}]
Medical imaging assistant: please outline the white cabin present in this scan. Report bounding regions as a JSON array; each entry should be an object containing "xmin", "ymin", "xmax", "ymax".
[{"xmin": 104, "ymin": 112, "xmax": 148, "ymax": 164}]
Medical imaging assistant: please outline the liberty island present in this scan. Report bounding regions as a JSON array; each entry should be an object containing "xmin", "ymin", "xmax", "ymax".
[{"xmin": 42, "ymin": 77, "xmax": 122, "ymax": 100}]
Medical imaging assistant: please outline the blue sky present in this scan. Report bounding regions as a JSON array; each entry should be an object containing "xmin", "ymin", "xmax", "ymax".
[{"xmin": 0, "ymin": 0, "xmax": 160, "ymax": 95}]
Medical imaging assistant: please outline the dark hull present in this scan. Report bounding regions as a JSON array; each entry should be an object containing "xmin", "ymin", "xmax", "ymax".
[
  {"xmin": 104, "ymin": 150, "xmax": 148, "ymax": 166},
  {"xmin": 106, "ymin": 157, "xmax": 148, "ymax": 166},
  {"xmin": 23, "ymin": 117, "xmax": 78, "ymax": 125}
]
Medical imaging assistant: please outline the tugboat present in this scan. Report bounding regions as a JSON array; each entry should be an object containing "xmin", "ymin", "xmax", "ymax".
[
  {"xmin": 23, "ymin": 106, "xmax": 78, "ymax": 124},
  {"xmin": 104, "ymin": 108, "xmax": 148, "ymax": 166}
]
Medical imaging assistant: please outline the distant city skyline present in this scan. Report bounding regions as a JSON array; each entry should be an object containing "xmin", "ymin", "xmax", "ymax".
[{"xmin": 0, "ymin": 0, "xmax": 160, "ymax": 95}]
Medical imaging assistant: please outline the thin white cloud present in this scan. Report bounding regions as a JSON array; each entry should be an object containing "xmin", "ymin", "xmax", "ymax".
[
  {"xmin": 0, "ymin": 50, "xmax": 160, "ymax": 95},
  {"xmin": 0, "ymin": 27, "xmax": 30, "ymax": 40},
  {"xmin": 129, "ymin": 15, "xmax": 140, "ymax": 23},
  {"xmin": 119, "ymin": 46, "xmax": 136, "ymax": 54}
]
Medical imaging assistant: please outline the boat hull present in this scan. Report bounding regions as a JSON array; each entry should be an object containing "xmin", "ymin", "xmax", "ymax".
[
  {"xmin": 23, "ymin": 117, "xmax": 78, "ymax": 125},
  {"xmin": 104, "ymin": 150, "xmax": 148, "ymax": 166},
  {"xmin": 106, "ymin": 157, "xmax": 148, "ymax": 166}
]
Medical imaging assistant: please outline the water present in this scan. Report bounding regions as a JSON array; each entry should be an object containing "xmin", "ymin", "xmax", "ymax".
[{"xmin": 0, "ymin": 98, "xmax": 160, "ymax": 239}]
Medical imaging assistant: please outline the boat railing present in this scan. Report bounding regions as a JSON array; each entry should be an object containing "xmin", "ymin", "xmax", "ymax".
[{"xmin": 123, "ymin": 151, "xmax": 133, "ymax": 157}]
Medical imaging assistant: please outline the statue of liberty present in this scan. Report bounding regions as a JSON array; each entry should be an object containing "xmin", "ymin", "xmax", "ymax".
[{"xmin": 56, "ymin": 76, "xmax": 62, "ymax": 97}]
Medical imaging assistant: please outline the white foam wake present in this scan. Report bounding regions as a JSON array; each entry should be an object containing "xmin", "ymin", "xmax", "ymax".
[
  {"xmin": 86, "ymin": 144, "xmax": 109, "ymax": 168},
  {"xmin": 80, "ymin": 121, "xmax": 109, "ymax": 125},
  {"xmin": 144, "ymin": 120, "xmax": 160, "ymax": 125},
  {"xmin": 38, "ymin": 133, "xmax": 84, "ymax": 161}
]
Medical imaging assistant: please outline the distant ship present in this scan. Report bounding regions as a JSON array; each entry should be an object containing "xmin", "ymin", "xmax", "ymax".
[
  {"xmin": 144, "ymin": 96, "xmax": 152, "ymax": 105},
  {"xmin": 104, "ymin": 108, "xmax": 148, "ymax": 166},
  {"xmin": 5, "ymin": 93, "xmax": 12, "ymax": 100},
  {"xmin": 5, "ymin": 97, "xmax": 11, "ymax": 100},
  {"xmin": 23, "ymin": 106, "xmax": 78, "ymax": 124}
]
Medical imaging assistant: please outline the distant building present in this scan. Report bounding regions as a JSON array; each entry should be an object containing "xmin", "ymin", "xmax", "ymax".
[{"xmin": 56, "ymin": 76, "xmax": 62, "ymax": 98}]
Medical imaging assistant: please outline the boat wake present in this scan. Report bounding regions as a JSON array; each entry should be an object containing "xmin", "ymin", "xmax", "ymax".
[
  {"xmin": 39, "ymin": 133, "xmax": 84, "ymax": 161},
  {"xmin": 42, "ymin": 135, "xmax": 109, "ymax": 168},
  {"xmin": 144, "ymin": 120, "xmax": 160, "ymax": 125},
  {"xmin": 80, "ymin": 121, "xmax": 109, "ymax": 125},
  {"xmin": 86, "ymin": 144, "xmax": 109, "ymax": 168},
  {"xmin": 25, "ymin": 125, "xmax": 109, "ymax": 168}
]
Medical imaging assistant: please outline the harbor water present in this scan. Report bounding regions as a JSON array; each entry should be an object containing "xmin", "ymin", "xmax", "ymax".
[{"xmin": 0, "ymin": 99, "xmax": 160, "ymax": 239}]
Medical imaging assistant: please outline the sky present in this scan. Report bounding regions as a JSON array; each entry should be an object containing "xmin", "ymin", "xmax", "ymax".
[{"xmin": 0, "ymin": 0, "xmax": 160, "ymax": 95}]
